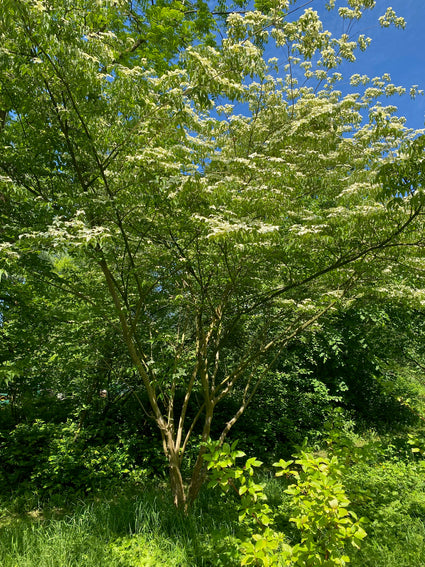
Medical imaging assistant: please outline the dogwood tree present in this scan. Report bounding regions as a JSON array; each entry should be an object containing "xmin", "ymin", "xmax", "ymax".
[{"xmin": 1, "ymin": 0, "xmax": 424, "ymax": 508}]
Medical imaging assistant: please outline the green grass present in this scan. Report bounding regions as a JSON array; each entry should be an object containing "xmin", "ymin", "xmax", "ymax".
[
  {"xmin": 345, "ymin": 456, "xmax": 425, "ymax": 567},
  {"xmin": 353, "ymin": 520, "xmax": 425, "ymax": 567},
  {"xmin": 0, "ymin": 485, "xmax": 240, "ymax": 567}
]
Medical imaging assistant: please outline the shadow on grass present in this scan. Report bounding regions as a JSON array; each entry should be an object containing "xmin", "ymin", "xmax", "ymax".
[{"xmin": 0, "ymin": 482, "xmax": 240, "ymax": 567}]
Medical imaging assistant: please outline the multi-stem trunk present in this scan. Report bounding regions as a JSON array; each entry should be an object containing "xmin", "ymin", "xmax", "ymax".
[
  {"xmin": 165, "ymin": 442, "xmax": 204, "ymax": 512},
  {"xmin": 163, "ymin": 400, "xmax": 215, "ymax": 511},
  {"xmin": 167, "ymin": 447, "xmax": 187, "ymax": 510},
  {"xmin": 185, "ymin": 401, "xmax": 214, "ymax": 509}
]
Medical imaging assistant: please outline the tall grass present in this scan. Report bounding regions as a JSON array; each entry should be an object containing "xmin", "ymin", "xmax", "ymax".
[
  {"xmin": 0, "ymin": 485, "xmax": 238, "ymax": 567},
  {"xmin": 353, "ymin": 520, "xmax": 425, "ymax": 567}
]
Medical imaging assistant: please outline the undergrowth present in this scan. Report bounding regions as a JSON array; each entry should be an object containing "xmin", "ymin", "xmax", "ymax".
[{"xmin": 2, "ymin": 429, "xmax": 425, "ymax": 567}]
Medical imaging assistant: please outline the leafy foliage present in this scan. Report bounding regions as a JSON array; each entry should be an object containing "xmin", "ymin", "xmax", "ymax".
[
  {"xmin": 203, "ymin": 440, "xmax": 366, "ymax": 566},
  {"xmin": 0, "ymin": 420, "xmax": 143, "ymax": 501}
]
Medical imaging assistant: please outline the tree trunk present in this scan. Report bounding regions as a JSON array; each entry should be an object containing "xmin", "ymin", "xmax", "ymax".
[
  {"xmin": 186, "ymin": 405, "xmax": 214, "ymax": 508},
  {"xmin": 186, "ymin": 445, "xmax": 208, "ymax": 509},
  {"xmin": 168, "ymin": 449, "xmax": 187, "ymax": 510}
]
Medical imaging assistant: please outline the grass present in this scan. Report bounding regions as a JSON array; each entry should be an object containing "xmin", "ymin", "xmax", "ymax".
[
  {"xmin": 0, "ymin": 484, "xmax": 241, "ymax": 567},
  {"xmin": 353, "ymin": 520, "xmax": 425, "ymax": 567},
  {"xmin": 346, "ymin": 456, "xmax": 425, "ymax": 567}
]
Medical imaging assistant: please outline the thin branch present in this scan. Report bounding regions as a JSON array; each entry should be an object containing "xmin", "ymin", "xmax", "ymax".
[
  {"xmin": 180, "ymin": 401, "xmax": 206, "ymax": 460},
  {"xmin": 252, "ymin": 205, "xmax": 423, "ymax": 310},
  {"xmin": 176, "ymin": 359, "xmax": 200, "ymax": 452},
  {"xmin": 217, "ymin": 296, "xmax": 340, "ymax": 444},
  {"xmin": 98, "ymin": 254, "xmax": 167, "ymax": 433}
]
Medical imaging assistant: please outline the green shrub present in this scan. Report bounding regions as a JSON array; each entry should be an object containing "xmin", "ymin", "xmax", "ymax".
[
  {"xmin": 203, "ymin": 440, "xmax": 366, "ymax": 566},
  {"xmin": 0, "ymin": 420, "xmax": 143, "ymax": 500}
]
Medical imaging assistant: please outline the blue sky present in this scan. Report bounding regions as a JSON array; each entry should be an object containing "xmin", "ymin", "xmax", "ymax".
[
  {"xmin": 326, "ymin": 0, "xmax": 425, "ymax": 130},
  {"xmin": 221, "ymin": 1, "xmax": 425, "ymax": 131}
]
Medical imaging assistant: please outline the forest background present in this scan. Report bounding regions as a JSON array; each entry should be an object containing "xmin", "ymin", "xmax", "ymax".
[{"xmin": 1, "ymin": 0, "xmax": 425, "ymax": 565}]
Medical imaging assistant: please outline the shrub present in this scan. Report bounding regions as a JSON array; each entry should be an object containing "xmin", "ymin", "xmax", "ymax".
[
  {"xmin": 203, "ymin": 440, "xmax": 367, "ymax": 566},
  {"xmin": 0, "ymin": 420, "xmax": 143, "ymax": 500}
]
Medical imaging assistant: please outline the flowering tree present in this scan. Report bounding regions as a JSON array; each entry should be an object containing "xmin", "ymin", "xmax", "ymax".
[{"xmin": 1, "ymin": 0, "xmax": 424, "ymax": 508}]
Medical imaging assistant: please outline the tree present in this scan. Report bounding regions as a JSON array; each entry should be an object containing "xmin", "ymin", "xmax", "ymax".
[{"xmin": 1, "ymin": 0, "xmax": 424, "ymax": 509}]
